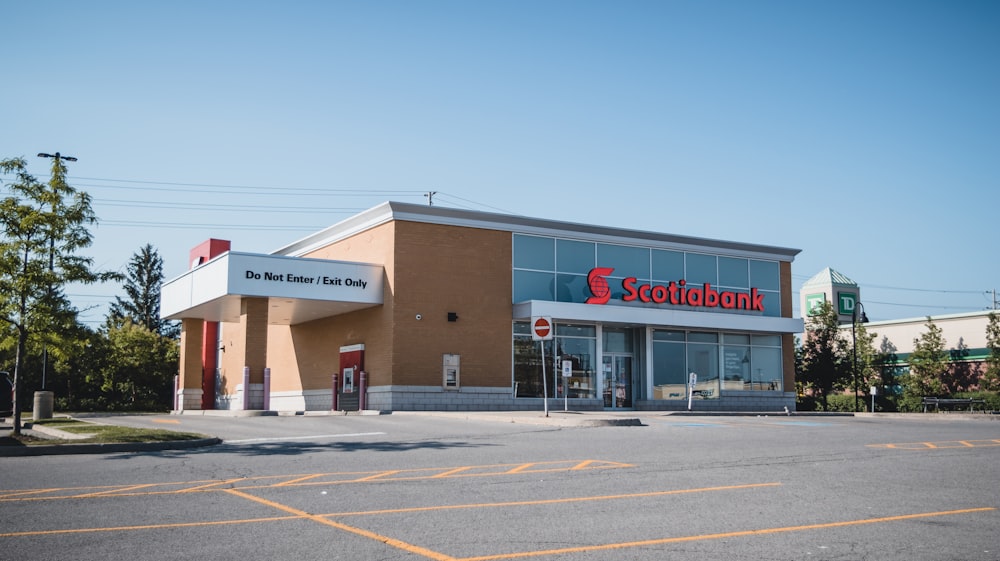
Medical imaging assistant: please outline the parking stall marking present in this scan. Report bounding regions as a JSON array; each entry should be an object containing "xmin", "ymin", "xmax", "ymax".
[
  {"xmin": 868, "ymin": 439, "xmax": 1000, "ymax": 450},
  {"xmin": 1, "ymin": 471, "xmax": 993, "ymax": 561},
  {"xmin": 0, "ymin": 460, "xmax": 634, "ymax": 503}
]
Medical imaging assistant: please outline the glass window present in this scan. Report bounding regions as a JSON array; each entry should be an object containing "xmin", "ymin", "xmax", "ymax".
[
  {"xmin": 513, "ymin": 331, "xmax": 551, "ymax": 398},
  {"xmin": 748, "ymin": 347, "xmax": 782, "ymax": 391},
  {"xmin": 555, "ymin": 273, "xmax": 588, "ymax": 303},
  {"xmin": 685, "ymin": 253, "xmax": 717, "ymax": 285},
  {"xmin": 653, "ymin": 329, "xmax": 685, "ymax": 342},
  {"xmin": 718, "ymin": 257, "xmax": 749, "ymax": 288},
  {"xmin": 759, "ymin": 290, "xmax": 781, "ymax": 317},
  {"xmin": 651, "ymin": 250, "xmax": 684, "ymax": 282},
  {"xmin": 688, "ymin": 342, "xmax": 720, "ymax": 399},
  {"xmin": 688, "ymin": 331, "xmax": 718, "ymax": 344},
  {"xmin": 556, "ymin": 239, "xmax": 595, "ymax": 274},
  {"xmin": 597, "ymin": 244, "xmax": 649, "ymax": 279},
  {"xmin": 603, "ymin": 328, "xmax": 634, "ymax": 353},
  {"xmin": 752, "ymin": 334, "xmax": 781, "ymax": 346},
  {"xmin": 513, "ymin": 270, "xmax": 554, "ymax": 303},
  {"xmin": 513, "ymin": 235, "xmax": 554, "ymax": 271},
  {"xmin": 556, "ymin": 324, "xmax": 596, "ymax": 338},
  {"xmin": 555, "ymin": 327, "xmax": 597, "ymax": 400},
  {"xmin": 722, "ymin": 344, "xmax": 751, "ymax": 389},
  {"xmin": 723, "ymin": 333, "xmax": 750, "ymax": 345},
  {"xmin": 749, "ymin": 260, "xmax": 780, "ymax": 291},
  {"xmin": 652, "ymin": 340, "xmax": 686, "ymax": 400}
]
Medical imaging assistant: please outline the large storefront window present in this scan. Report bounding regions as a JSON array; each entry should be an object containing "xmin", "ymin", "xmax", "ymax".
[
  {"xmin": 513, "ymin": 322, "xmax": 596, "ymax": 399},
  {"xmin": 688, "ymin": 332, "xmax": 720, "ymax": 399},
  {"xmin": 651, "ymin": 330, "xmax": 784, "ymax": 400},
  {"xmin": 512, "ymin": 234, "xmax": 783, "ymax": 317}
]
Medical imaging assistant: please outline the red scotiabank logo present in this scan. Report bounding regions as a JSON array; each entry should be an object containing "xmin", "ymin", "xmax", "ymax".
[
  {"xmin": 586, "ymin": 267, "xmax": 765, "ymax": 312},
  {"xmin": 585, "ymin": 267, "xmax": 615, "ymax": 304}
]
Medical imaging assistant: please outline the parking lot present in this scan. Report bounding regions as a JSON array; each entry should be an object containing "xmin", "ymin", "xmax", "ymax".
[{"xmin": 2, "ymin": 412, "xmax": 998, "ymax": 560}]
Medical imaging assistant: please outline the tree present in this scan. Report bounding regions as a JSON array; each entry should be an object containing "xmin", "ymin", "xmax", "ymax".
[
  {"xmin": 904, "ymin": 317, "xmax": 948, "ymax": 404},
  {"xmin": 0, "ymin": 156, "xmax": 115, "ymax": 434},
  {"xmin": 852, "ymin": 320, "xmax": 878, "ymax": 411},
  {"xmin": 798, "ymin": 301, "xmax": 850, "ymax": 410},
  {"xmin": 108, "ymin": 244, "xmax": 178, "ymax": 338},
  {"xmin": 983, "ymin": 312, "xmax": 1000, "ymax": 392},
  {"xmin": 98, "ymin": 320, "xmax": 179, "ymax": 410}
]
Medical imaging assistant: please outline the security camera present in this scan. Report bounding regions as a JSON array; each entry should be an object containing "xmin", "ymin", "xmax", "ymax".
[{"xmin": 415, "ymin": 314, "xmax": 422, "ymax": 320}]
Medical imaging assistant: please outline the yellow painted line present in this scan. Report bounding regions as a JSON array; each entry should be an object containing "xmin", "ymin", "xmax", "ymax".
[
  {"xmin": 0, "ymin": 461, "xmax": 634, "ymax": 502},
  {"xmin": 152, "ymin": 419, "xmax": 181, "ymax": 424},
  {"xmin": 323, "ymin": 483, "xmax": 783, "ymax": 517},
  {"xmin": 273, "ymin": 474, "xmax": 325, "ymax": 487},
  {"xmin": 177, "ymin": 478, "xmax": 248, "ymax": 493},
  {"xmin": 226, "ymin": 488, "xmax": 456, "ymax": 561},
  {"xmin": 457, "ymin": 507, "xmax": 997, "ymax": 561},
  {"xmin": 432, "ymin": 466, "xmax": 473, "ymax": 478},
  {"xmin": 0, "ymin": 515, "xmax": 302, "ymax": 538},
  {"xmin": 354, "ymin": 470, "xmax": 403, "ymax": 482},
  {"xmin": 868, "ymin": 439, "xmax": 1000, "ymax": 450},
  {"xmin": 73, "ymin": 483, "xmax": 159, "ymax": 498}
]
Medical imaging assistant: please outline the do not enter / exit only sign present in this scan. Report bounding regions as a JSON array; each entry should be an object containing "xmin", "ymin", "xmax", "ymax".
[{"xmin": 531, "ymin": 316, "xmax": 553, "ymax": 341}]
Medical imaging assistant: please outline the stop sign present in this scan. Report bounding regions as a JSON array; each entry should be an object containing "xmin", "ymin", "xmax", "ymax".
[{"xmin": 531, "ymin": 316, "xmax": 553, "ymax": 340}]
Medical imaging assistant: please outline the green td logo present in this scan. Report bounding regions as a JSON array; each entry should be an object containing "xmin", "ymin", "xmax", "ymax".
[
  {"xmin": 838, "ymin": 292, "xmax": 857, "ymax": 315},
  {"xmin": 805, "ymin": 293, "xmax": 826, "ymax": 316}
]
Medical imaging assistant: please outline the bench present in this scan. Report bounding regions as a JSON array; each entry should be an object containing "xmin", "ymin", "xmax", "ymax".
[{"xmin": 921, "ymin": 397, "xmax": 986, "ymax": 413}]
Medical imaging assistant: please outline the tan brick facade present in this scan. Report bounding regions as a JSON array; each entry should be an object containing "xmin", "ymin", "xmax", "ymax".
[{"xmin": 169, "ymin": 201, "xmax": 803, "ymax": 413}]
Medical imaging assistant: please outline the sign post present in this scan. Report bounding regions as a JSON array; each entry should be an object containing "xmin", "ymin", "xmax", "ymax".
[
  {"xmin": 531, "ymin": 317, "xmax": 554, "ymax": 417},
  {"xmin": 687, "ymin": 372, "xmax": 698, "ymax": 411},
  {"xmin": 562, "ymin": 360, "xmax": 572, "ymax": 411}
]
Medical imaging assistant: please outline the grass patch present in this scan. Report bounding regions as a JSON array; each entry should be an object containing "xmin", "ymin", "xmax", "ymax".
[{"xmin": 3, "ymin": 418, "xmax": 209, "ymax": 446}]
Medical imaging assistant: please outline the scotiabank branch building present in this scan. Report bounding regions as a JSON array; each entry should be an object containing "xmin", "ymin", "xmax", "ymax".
[{"xmin": 161, "ymin": 202, "xmax": 804, "ymax": 413}]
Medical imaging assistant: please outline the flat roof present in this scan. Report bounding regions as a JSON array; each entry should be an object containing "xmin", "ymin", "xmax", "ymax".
[{"xmin": 272, "ymin": 201, "xmax": 802, "ymax": 261}]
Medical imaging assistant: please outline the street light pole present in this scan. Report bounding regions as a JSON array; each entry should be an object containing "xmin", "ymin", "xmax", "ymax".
[
  {"xmin": 851, "ymin": 301, "xmax": 869, "ymax": 412},
  {"xmin": 36, "ymin": 152, "xmax": 77, "ymax": 390}
]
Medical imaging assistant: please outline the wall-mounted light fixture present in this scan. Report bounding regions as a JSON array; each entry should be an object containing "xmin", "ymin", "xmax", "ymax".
[{"xmin": 447, "ymin": 312, "xmax": 458, "ymax": 322}]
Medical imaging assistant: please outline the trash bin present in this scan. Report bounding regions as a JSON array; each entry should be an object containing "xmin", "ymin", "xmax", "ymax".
[{"xmin": 33, "ymin": 391, "xmax": 54, "ymax": 420}]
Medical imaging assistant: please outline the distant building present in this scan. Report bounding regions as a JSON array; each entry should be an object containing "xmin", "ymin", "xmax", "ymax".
[{"xmin": 801, "ymin": 267, "xmax": 996, "ymax": 392}]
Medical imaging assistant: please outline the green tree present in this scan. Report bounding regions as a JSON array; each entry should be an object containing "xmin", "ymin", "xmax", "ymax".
[
  {"xmin": 0, "ymin": 156, "xmax": 115, "ymax": 434},
  {"xmin": 904, "ymin": 317, "xmax": 948, "ymax": 405},
  {"xmin": 99, "ymin": 320, "xmax": 179, "ymax": 410},
  {"xmin": 108, "ymin": 244, "xmax": 178, "ymax": 338},
  {"xmin": 798, "ymin": 301, "xmax": 850, "ymax": 411},
  {"xmin": 983, "ymin": 312, "xmax": 1000, "ymax": 392},
  {"xmin": 852, "ymin": 320, "xmax": 878, "ymax": 411}
]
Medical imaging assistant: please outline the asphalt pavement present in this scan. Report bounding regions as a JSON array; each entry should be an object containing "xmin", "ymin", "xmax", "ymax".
[{"xmin": 2, "ymin": 409, "xmax": 995, "ymax": 457}]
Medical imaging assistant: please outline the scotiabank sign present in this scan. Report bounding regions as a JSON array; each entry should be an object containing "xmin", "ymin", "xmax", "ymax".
[{"xmin": 586, "ymin": 267, "xmax": 765, "ymax": 312}]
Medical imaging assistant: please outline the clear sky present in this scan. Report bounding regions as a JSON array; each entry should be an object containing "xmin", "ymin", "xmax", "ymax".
[{"xmin": 3, "ymin": 0, "xmax": 998, "ymax": 326}]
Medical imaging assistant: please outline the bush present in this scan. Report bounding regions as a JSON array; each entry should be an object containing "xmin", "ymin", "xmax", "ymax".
[{"xmin": 954, "ymin": 391, "xmax": 1000, "ymax": 412}]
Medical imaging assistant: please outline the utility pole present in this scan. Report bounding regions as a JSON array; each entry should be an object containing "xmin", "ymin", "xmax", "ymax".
[
  {"xmin": 989, "ymin": 289, "xmax": 999, "ymax": 310},
  {"xmin": 36, "ymin": 152, "xmax": 77, "ymax": 389},
  {"xmin": 425, "ymin": 191, "xmax": 437, "ymax": 206}
]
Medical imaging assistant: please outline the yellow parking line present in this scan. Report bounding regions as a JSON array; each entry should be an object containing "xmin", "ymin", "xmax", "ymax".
[
  {"xmin": 0, "ymin": 515, "xmax": 302, "ymax": 538},
  {"xmin": 226, "ymin": 488, "xmax": 455, "ymax": 561},
  {"xmin": 354, "ymin": 470, "xmax": 403, "ymax": 482},
  {"xmin": 322, "ymin": 482, "xmax": 782, "ymax": 517},
  {"xmin": 458, "ymin": 507, "xmax": 997, "ymax": 561}
]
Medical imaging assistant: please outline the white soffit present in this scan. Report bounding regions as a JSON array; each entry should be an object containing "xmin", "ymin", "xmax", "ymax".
[{"xmin": 161, "ymin": 252, "xmax": 384, "ymax": 325}]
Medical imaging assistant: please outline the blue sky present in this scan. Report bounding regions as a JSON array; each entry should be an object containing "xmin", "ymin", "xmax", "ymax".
[{"xmin": 3, "ymin": 0, "xmax": 998, "ymax": 326}]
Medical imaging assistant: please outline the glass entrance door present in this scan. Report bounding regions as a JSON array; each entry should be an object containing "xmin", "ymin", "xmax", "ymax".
[{"xmin": 602, "ymin": 354, "xmax": 633, "ymax": 409}]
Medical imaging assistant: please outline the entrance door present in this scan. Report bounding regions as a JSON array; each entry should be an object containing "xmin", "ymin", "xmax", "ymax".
[{"xmin": 602, "ymin": 354, "xmax": 633, "ymax": 409}]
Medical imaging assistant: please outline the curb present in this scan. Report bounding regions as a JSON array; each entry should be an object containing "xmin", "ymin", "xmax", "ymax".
[{"xmin": 0, "ymin": 437, "xmax": 222, "ymax": 457}]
